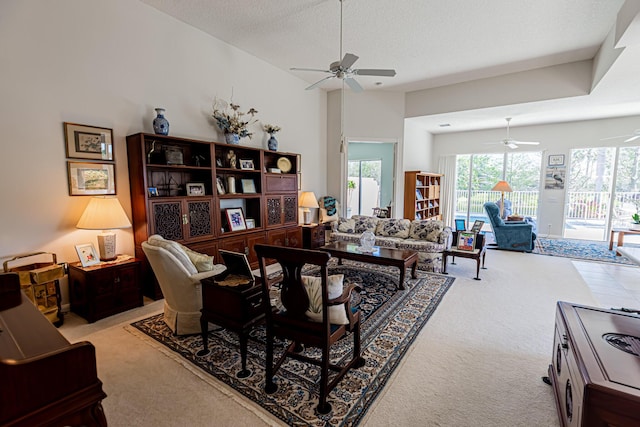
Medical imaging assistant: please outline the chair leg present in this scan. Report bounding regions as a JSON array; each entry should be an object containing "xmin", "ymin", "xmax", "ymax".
[
  {"xmin": 264, "ymin": 334, "xmax": 277, "ymax": 394},
  {"xmin": 317, "ymin": 344, "xmax": 332, "ymax": 414}
]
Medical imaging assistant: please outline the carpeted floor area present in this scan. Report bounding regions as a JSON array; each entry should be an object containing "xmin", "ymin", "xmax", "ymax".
[
  {"xmin": 533, "ymin": 237, "xmax": 639, "ymax": 265},
  {"xmin": 128, "ymin": 261, "xmax": 454, "ymax": 426}
]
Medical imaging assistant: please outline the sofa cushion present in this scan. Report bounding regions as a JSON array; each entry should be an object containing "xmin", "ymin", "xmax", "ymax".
[
  {"xmin": 302, "ymin": 274, "xmax": 350, "ymax": 325},
  {"xmin": 353, "ymin": 216, "xmax": 379, "ymax": 233},
  {"xmin": 147, "ymin": 235, "xmax": 198, "ymax": 275},
  {"xmin": 375, "ymin": 218, "xmax": 411, "ymax": 238},
  {"xmin": 337, "ymin": 217, "xmax": 356, "ymax": 233},
  {"xmin": 409, "ymin": 220, "xmax": 444, "ymax": 242}
]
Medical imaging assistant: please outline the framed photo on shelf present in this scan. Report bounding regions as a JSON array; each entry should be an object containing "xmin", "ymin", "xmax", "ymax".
[
  {"xmin": 216, "ymin": 158, "xmax": 223, "ymax": 167},
  {"xmin": 245, "ymin": 218, "xmax": 256, "ymax": 229},
  {"xmin": 241, "ymin": 178, "xmax": 256, "ymax": 193},
  {"xmin": 186, "ymin": 182, "xmax": 205, "ymax": 196},
  {"xmin": 455, "ymin": 219, "xmax": 466, "ymax": 232},
  {"xmin": 471, "ymin": 220, "xmax": 485, "ymax": 233},
  {"xmin": 226, "ymin": 208, "xmax": 247, "ymax": 232},
  {"xmin": 148, "ymin": 187, "xmax": 158, "ymax": 197},
  {"xmin": 548, "ymin": 154, "xmax": 565, "ymax": 166},
  {"xmin": 75, "ymin": 243, "xmax": 100, "ymax": 267},
  {"xmin": 239, "ymin": 159, "xmax": 254, "ymax": 170},
  {"xmin": 457, "ymin": 231, "xmax": 476, "ymax": 251},
  {"xmin": 67, "ymin": 161, "xmax": 116, "ymax": 196},
  {"xmin": 64, "ymin": 122, "xmax": 114, "ymax": 161}
]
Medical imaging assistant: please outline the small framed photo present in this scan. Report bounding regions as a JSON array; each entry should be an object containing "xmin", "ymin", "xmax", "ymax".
[
  {"xmin": 245, "ymin": 218, "xmax": 256, "ymax": 229},
  {"xmin": 67, "ymin": 161, "xmax": 116, "ymax": 196},
  {"xmin": 471, "ymin": 220, "xmax": 485, "ymax": 233},
  {"xmin": 549, "ymin": 154, "xmax": 565, "ymax": 166},
  {"xmin": 457, "ymin": 231, "xmax": 476, "ymax": 251},
  {"xmin": 165, "ymin": 147, "xmax": 184, "ymax": 165},
  {"xmin": 239, "ymin": 159, "xmax": 254, "ymax": 170},
  {"xmin": 148, "ymin": 187, "xmax": 158, "ymax": 197},
  {"xmin": 455, "ymin": 219, "xmax": 466, "ymax": 231},
  {"xmin": 186, "ymin": 182, "xmax": 205, "ymax": 196},
  {"xmin": 75, "ymin": 243, "xmax": 100, "ymax": 267},
  {"xmin": 64, "ymin": 122, "xmax": 114, "ymax": 161},
  {"xmin": 226, "ymin": 208, "xmax": 247, "ymax": 232},
  {"xmin": 241, "ymin": 178, "xmax": 256, "ymax": 193},
  {"xmin": 216, "ymin": 176, "xmax": 226, "ymax": 195}
]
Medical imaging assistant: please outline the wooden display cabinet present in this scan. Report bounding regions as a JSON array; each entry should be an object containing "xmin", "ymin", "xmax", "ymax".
[{"xmin": 403, "ymin": 171, "xmax": 443, "ymax": 221}]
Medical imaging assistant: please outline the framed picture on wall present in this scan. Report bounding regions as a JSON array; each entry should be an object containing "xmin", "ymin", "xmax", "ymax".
[
  {"xmin": 64, "ymin": 122, "xmax": 114, "ymax": 161},
  {"xmin": 548, "ymin": 154, "xmax": 565, "ymax": 166},
  {"xmin": 67, "ymin": 161, "xmax": 116, "ymax": 196}
]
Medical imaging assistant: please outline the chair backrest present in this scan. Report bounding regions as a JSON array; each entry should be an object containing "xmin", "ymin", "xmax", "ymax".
[
  {"xmin": 484, "ymin": 202, "xmax": 505, "ymax": 228},
  {"xmin": 254, "ymin": 244, "xmax": 331, "ymax": 322}
]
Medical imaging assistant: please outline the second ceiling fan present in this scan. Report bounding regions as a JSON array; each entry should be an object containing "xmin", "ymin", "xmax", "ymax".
[
  {"xmin": 290, "ymin": 0, "xmax": 396, "ymax": 92},
  {"xmin": 484, "ymin": 118, "xmax": 540, "ymax": 149}
]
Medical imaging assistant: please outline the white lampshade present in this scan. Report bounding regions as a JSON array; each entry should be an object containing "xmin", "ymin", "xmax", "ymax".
[
  {"xmin": 299, "ymin": 191, "xmax": 319, "ymax": 225},
  {"xmin": 77, "ymin": 196, "xmax": 131, "ymax": 261}
]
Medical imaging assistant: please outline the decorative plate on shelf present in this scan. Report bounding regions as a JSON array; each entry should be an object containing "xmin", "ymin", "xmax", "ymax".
[{"xmin": 277, "ymin": 157, "xmax": 292, "ymax": 173}]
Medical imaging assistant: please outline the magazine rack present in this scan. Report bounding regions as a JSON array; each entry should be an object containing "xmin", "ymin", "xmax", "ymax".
[{"xmin": 3, "ymin": 252, "xmax": 64, "ymax": 326}]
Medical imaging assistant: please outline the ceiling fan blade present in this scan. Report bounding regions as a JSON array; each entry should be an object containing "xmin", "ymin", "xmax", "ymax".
[
  {"xmin": 344, "ymin": 77, "xmax": 363, "ymax": 93},
  {"xmin": 600, "ymin": 134, "xmax": 632, "ymax": 141},
  {"xmin": 507, "ymin": 143, "xmax": 519, "ymax": 149},
  {"xmin": 305, "ymin": 75, "xmax": 335, "ymax": 91},
  {"xmin": 340, "ymin": 53, "xmax": 359, "ymax": 69},
  {"xmin": 354, "ymin": 68, "xmax": 396, "ymax": 77},
  {"xmin": 624, "ymin": 135, "xmax": 640, "ymax": 142},
  {"xmin": 512, "ymin": 141, "xmax": 540, "ymax": 145},
  {"xmin": 290, "ymin": 67, "xmax": 332, "ymax": 73}
]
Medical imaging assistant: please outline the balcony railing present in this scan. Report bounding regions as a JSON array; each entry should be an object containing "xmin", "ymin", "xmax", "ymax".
[{"xmin": 456, "ymin": 190, "xmax": 539, "ymax": 217}]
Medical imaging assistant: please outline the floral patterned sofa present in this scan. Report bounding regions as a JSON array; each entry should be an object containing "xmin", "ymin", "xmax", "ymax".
[{"xmin": 329, "ymin": 215, "xmax": 453, "ymax": 272}]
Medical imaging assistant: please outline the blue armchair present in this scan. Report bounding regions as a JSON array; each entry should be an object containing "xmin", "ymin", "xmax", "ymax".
[{"xmin": 484, "ymin": 202, "xmax": 536, "ymax": 252}]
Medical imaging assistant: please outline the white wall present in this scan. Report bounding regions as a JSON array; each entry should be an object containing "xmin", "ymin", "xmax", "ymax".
[
  {"xmin": 0, "ymin": 0, "xmax": 326, "ymax": 301},
  {"xmin": 431, "ymin": 114, "xmax": 640, "ymax": 236},
  {"xmin": 326, "ymin": 90, "xmax": 405, "ymax": 216}
]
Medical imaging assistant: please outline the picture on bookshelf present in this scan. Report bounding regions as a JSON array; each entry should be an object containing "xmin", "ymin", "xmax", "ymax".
[
  {"xmin": 457, "ymin": 232, "xmax": 476, "ymax": 251},
  {"xmin": 241, "ymin": 178, "xmax": 256, "ymax": 193},
  {"xmin": 225, "ymin": 208, "xmax": 246, "ymax": 232},
  {"xmin": 216, "ymin": 176, "xmax": 225, "ymax": 195},
  {"xmin": 471, "ymin": 220, "xmax": 485, "ymax": 233}
]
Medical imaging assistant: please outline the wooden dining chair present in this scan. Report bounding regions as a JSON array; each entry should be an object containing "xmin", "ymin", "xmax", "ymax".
[{"xmin": 254, "ymin": 244, "xmax": 365, "ymax": 414}]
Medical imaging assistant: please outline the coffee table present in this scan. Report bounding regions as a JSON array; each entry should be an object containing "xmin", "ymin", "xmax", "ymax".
[
  {"xmin": 319, "ymin": 241, "xmax": 418, "ymax": 290},
  {"xmin": 609, "ymin": 227, "xmax": 640, "ymax": 253}
]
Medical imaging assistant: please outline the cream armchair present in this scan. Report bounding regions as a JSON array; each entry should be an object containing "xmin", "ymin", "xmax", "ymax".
[{"xmin": 142, "ymin": 235, "xmax": 226, "ymax": 335}]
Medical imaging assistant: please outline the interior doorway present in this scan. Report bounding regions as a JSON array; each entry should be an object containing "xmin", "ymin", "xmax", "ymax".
[{"xmin": 346, "ymin": 141, "xmax": 396, "ymax": 217}]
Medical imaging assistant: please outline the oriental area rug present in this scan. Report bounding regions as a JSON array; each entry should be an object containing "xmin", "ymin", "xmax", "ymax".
[
  {"xmin": 533, "ymin": 237, "xmax": 639, "ymax": 265},
  {"xmin": 129, "ymin": 261, "xmax": 454, "ymax": 426}
]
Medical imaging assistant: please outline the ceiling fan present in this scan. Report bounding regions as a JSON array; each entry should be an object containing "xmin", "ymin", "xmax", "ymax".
[
  {"xmin": 290, "ymin": 0, "xmax": 396, "ymax": 92},
  {"xmin": 601, "ymin": 129, "xmax": 640, "ymax": 143},
  {"xmin": 484, "ymin": 118, "xmax": 540, "ymax": 149}
]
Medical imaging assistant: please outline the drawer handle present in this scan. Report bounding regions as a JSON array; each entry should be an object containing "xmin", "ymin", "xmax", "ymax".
[
  {"xmin": 114, "ymin": 276, "xmax": 121, "ymax": 284},
  {"xmin": 562, "ymin": 334, "xmax": 569, "ymax": 349},
  {"xmin": 250, "ymin": 298, "xmax": 263, "ymax": 309}
]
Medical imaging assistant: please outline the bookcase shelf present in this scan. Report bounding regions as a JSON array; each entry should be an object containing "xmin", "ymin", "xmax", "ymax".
[{"xmin": 403, "ymin": 171, "xmax": 443, "ymax": 221}]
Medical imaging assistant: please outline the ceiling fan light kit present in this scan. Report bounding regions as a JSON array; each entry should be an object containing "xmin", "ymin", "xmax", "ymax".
[{"xmin": 290, "ymin": 0, "xmax": 396, "ymax": 92}]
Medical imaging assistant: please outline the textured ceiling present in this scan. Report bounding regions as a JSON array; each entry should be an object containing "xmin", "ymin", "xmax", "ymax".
[{"xmin": 138, "ymin": 0, "xmax": 640, "ymax": 134}]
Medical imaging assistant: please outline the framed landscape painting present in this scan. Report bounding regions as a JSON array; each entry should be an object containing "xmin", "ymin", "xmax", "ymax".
[{"xmin": 64, "ymin": 122, "xmax": 114, "ymax": 161}]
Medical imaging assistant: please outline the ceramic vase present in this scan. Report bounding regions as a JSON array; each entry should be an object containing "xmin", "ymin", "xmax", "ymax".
[
  {"xmin": 225, "ymin": 133, "xmax": 240, "ymax": 145},
  {"xmin": 153, "ymin": 108, "xmax": 169, "ymax": 135},
  {"xmin": 267, "ymin": 134, "xmax": 278, "ymax": 151}
]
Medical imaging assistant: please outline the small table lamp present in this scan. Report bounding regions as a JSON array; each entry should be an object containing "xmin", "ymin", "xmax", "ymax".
[
  {"xmin": 76, "ymin": 196, "xmax": 132, "ymax": 261},
  {"xmin": 491, "ymin": 180, "xmax": 513, "ymax": 219},
  {"xmin": 299, "ymin": 191, "xmax": 319, "ymax": 225}
]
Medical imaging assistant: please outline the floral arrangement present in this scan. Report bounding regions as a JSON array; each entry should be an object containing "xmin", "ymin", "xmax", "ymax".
[
  {"xmin": 212, "ymin": 97, "xmax": 258, "ymax": 139},
  {"xmin": 263, "ymin": 124, "xmax": 281, "ymax": 134}
]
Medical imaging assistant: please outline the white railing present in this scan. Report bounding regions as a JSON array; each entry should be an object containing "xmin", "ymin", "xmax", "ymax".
[{"xmin": 456, "ymin": 190, "xmax": 539, "ymax": 217}]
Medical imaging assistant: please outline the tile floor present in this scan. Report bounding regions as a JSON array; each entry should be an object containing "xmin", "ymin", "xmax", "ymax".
[{"xmin": 573, "ymin": 260, "xmax": 640, "ymax": 311}]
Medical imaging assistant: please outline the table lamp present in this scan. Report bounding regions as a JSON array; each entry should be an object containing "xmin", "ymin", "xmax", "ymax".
[
  {"xmin": 491, "ymin": 180, "xmax": 513, "ymax": 219},
  {"xmin": 299, "ymin": 191, "xmax": 319, "ymax": 225},
  {"xmin": 76, "ymin": 196, "xmax": 132, "ymax": 261}
]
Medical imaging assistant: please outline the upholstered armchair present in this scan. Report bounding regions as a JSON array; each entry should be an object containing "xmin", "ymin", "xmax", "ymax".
[
  {"xmin": 484, "ymin": 202, "xmax": 536, "ymax": 252},
  {"xmin": 142, "ymin": 235, "xmax": 226, "ymax": 335}
]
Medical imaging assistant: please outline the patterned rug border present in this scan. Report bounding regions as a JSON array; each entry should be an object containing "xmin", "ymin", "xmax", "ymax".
[
  {"xmin": 533, "ymin": 237, "xmax": 639, "ymax": 266},
  {"xmin": 128, "ymin": 263, "xmax": 454, "ymax": 426}
]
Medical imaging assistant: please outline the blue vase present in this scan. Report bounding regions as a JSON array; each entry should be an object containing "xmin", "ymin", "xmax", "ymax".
[
  {"xmin": 225, "ymin": 133, "xmax": 240, "ymax": 145},
  {"xmin": 267, "ymin": 134, "xmax": 278, "ymax": 151},
  {"xmin": 153, "ymin": 108, "xmax": 169, "ymax": 135}
]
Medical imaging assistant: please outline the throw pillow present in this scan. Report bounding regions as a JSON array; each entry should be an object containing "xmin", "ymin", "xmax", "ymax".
[
  {"xmin": 409, "ymin": 220, "xmax": 444, "ymax": 242},
  {"xmin": 337, "ymin": 217, "xmax": 356, "ymax": 233},
  {"xmin": 178, "ymin": 243, "xmax": 215, "ymax": 272},
  {"xmin": 302, "ymin": 274, "xmax": 350, "ymax": 325},
  {"xmin": 353, "ymin": 216, "xmax": 379, "ymax": 234},
  {"xmin": 375, "ymin": 218, "xmax": 411, "ymax": 238},
  {"xmin": 147, "ymin": 235, "xmax": 198, "ymax": 275}
]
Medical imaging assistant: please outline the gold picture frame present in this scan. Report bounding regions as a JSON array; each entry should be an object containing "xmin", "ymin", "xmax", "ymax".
[
  {"xmin": 67, "ymin": 161, "xmax": 116, "ymax": 196},
  {"xmin": 64, "ymin": 122, "xmax": 114, "ymax": 161}
]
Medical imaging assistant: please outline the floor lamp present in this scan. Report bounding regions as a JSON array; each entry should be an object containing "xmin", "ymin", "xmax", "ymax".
[{"xmin": 492, "ymin": 180, "xmax": 513, "ymax": 219}]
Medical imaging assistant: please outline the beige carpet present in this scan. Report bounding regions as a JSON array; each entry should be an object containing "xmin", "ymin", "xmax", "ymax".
[{"xmin": 59, "ymin": 249, "xmax": 600, "ymax": 426}]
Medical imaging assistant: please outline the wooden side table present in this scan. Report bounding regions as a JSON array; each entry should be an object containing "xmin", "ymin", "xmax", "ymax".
[
  {"xmin": 609, "ymin": 227, "xmax": 640, "ymax": 252},
  {"xmin": 69, "ymin": 257, "xmax": 142, "ymax": 323},
  {"xmin": 198, "ymin": 277, "xmax": 266, "ymax": 378},
  {"xmin": 442, "ymin": 232, "xmax": 487, "ymax": 280},
  {"xmin": 302, "ymin": 223, "xmax": 326, "ymax": 249}
]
